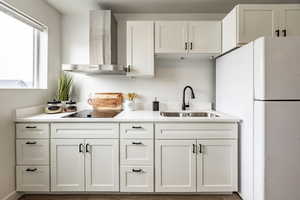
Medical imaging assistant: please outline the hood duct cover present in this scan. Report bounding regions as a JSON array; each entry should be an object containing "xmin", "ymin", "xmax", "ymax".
[{"xmin": 62, "ymin": 10, "xmax": 127, "ymax": 75}]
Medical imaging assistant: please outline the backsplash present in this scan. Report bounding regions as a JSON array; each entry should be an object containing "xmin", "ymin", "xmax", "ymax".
[{"xmin": 70, "ymin": 57, "xmax": 215, "ymax": 110}]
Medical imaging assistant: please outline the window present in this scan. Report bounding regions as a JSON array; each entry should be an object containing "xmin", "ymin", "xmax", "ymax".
[{"xmin": 0, "ymin": 2, "xmax": 48, "ymax": 89}]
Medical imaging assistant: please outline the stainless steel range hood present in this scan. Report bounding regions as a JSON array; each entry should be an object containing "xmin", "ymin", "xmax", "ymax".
[{"xmin": 62, "ymin": 10, "xmax": 128, "ymax": 75}]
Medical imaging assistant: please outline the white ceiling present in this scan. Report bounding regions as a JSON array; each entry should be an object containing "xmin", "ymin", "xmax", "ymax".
[{"xmin": 46, "ymin": 0, "xmax": 300, "ymax": 14}]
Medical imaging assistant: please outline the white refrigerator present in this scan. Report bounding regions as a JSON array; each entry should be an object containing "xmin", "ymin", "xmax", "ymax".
[{"xmin": 216, "ymin": 37, "xmax": 300, "ymax": 200}]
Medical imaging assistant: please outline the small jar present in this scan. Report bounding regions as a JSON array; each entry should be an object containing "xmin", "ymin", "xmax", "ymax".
[
  {"xmin": 45, "ymin": 100, "xmax": 63, "ymax": 114},
  {"xmin": 64, "ymin": 100, "xmax": 77, "ymax": 112}
]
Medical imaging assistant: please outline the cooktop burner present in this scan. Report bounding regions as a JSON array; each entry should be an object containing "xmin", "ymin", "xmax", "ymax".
[{"xmin": 63, "ymin": 110, "xmax": 121, "ymax": 118}]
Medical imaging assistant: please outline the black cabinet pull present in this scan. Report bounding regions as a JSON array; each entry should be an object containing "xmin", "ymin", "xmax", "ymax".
[
  {"xmin": 275, "ymin": 29, "xmax": 280, "ymax": 37},
  {"xmin": 79, "ymin": 144, "xmax": 84, "ymax": 153},
  {"xmin": 26, "ymin": 141, "xmax": 37, "ymax": 145},
  {"xmin": 25, "ymin": 126, "xmax": 37, "ymax": 129},
  {"xmin": 199, "ymin": 144, "xmax": 202, "ymax": 154},
  {"xmin": 185, "ymin": 42, "xmax": 188, "ymax": 50},
  {"xmin": 132, "ymin": 142, "xmax": 142, "ymax": 145},
  {"xmin": 86, "ymin": 144, "xmax": 90, "ymax": 153},
  {"xmin": 132, "ymin": 168, "xmax": 143, "ymax": 173},
  {"xmin": 282, "ymin": 29, "xmax": 287, "ymax": 37},
  {"xmin": 190, "ymin": 42, "xmax": 193, "ymax": 50},
  {"xmin": 192, "ymin": 144, "xmax": 196, "ymax": 154},
  {"xmin": 132, "ymin": 126, "xmax": 142, "ymax": 129},
  {"xmin": 26, "ymin": 168, "xmax": 37, "ymax": 172}
]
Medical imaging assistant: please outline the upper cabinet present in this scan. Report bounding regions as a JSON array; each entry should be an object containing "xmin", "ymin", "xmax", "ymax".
[
  {"xmin": 126, "ymin": 21, "xmax": 154, "ymax": 77},
  {"xmin": 280, "ymin": 5, "xmax": 300, "ymax": 36},
  {"xmin": 155, "ymin": 21, "xmax": 222, "ymax": 55},
  {"xmin": 155, "ymin": 21, "xmax": 188, "ymax": 53},
  {"xmin": 188, "ymin": 21, "xmax": 222, "ymax": 54},
  {"xmin": 222, "ymin": 4, "xmax": 300, "ymax": 53}
]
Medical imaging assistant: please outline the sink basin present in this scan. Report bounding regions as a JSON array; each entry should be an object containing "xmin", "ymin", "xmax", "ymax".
[{"xmin": 160, "ymin": 111, "xmax": 220, "ymax": 118}]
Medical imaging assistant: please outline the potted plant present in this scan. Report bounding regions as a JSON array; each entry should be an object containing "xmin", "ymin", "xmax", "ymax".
[{"xmin": 56, "ymin": 73, "xmax": 73, "ymax": 102}]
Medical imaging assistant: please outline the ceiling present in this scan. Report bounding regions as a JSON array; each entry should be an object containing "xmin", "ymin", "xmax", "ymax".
[{"xmin": 46, "ymin": 0, "xmax": 300, "ymax": 14}]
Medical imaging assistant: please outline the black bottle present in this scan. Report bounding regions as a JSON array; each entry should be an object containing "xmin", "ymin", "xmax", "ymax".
[{"xmin": 152, "ymin": 97, "xmax": 159, "ymax": 111}]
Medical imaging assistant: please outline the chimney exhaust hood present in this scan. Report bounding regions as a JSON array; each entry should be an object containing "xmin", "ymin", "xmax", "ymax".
[{"xmin": 62, "ymin": 10, "xmax": 128, "ymax": 75}]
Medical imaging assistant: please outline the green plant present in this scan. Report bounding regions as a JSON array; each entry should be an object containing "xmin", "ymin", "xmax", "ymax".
[{"xmin": 56, "ymin": 73, "xmax": 72, "ymax": 101}]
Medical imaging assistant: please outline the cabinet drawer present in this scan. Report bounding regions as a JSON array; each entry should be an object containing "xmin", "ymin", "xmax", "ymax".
[
  {"xmin": 120, "ymin": 139, "xmax": 153, "ymax": 165},
  {"xmin": 120, "ymin": 123, "xmax": 153, "ymax": 138},
  {"xmin": 16, "ymin": 139, "xmax": 49, "ymax": 165},
  {"xmin": 16, "ymin": 123, "xmax": 49, "ymax": 139},
  {"xmin": 155, "ymin": 123, "xmax": 238, "ymax": 139},
  {"xmin": 16, "ymin": 166, "xmax": 49, "ymax": 192},
  {"xmin": 51, "ymin": 123, "xmax": 119, "ymax": 138},
  {"xmin": 120, "ymin": 166, "xmax": 153, "ymax": 192}
]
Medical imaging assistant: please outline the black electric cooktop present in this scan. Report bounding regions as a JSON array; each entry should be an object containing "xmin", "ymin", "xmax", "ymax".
[{"xmin": 63, "ymin": 110, "xmax": 121, "ymax": 118}]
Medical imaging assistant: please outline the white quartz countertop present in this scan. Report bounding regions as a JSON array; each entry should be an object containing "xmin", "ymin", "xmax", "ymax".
[{"xmin": 15, "ymin": 110, "xmax": 240, "ymax": 123}]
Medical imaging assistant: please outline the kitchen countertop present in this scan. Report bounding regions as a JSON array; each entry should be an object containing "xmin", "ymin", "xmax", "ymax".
[{"xmin": 15, "ymin": 110, "xmax": 240, "ymax": 123}]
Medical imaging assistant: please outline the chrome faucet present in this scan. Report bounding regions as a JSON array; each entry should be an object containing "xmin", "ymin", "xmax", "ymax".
[{"xmin": 182, "ymin": 86, "xmax": 195, "ymax": 110}]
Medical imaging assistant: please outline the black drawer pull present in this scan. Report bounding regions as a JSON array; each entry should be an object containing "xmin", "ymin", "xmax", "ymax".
[
  {"xmin": 132, "ymin": 126, "xmax": 142, "ymax": 129},
  {"xmin": 26, "ymin": 168, "xmax": 37, "ymax": 172},
  {"xmin": 25, "ymin": 126, "xmax": 37, "ymax": 129},
  {"xmin": 132, "ymin": 169, "xmax": 143, "ymax": 173},
  {"xmin": 26, "ymin": 141, "xmax": 37, "ymax": 145},
  {"xmin": 132, "ymin": 142, "xmax": 143, "ymax": 145}
]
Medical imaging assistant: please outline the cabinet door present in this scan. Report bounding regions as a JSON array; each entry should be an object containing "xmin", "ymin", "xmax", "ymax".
[
  {"xmin": 280, "ymin": 5, "xmax": 300, "ymax": 36},
  {"xmin": 155, "ymin": 140, "xmax": 196, "ymax": 192},
  {"xmin": 238, "ymin": 5, "xmax": 280, "ymax": 44},
  {"xmin": 127, "ymin": 21, "xmax": 154, "ymax": 77},
  {"xmin": 197, "ymin": 140, "xmax": 238, "ymax": 192},
  {"xmin": 85, "ymin": 139, "xmax": 119, "ymax": 191},
  {"xmin": 155, "ymin": 21, "xmax": 187, "ymax": 53},
  {"xmin": 188, "ymin": 21, "xmax": 221, "ymax": 53},
  {"xmin": 51, "ymin": 139, "xmax": 85, "ymax": 191}
]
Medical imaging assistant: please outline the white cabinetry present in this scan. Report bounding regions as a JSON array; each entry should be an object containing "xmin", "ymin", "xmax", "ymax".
[
  {"xmin": 120, "ymin": 123, "xmax": 154, "ymax": 192},
  {"xmin": 16, "ymin": 123, "xmax": 50, "ymax": 192},
  {"xmin": 51, "ymin": 123, "xmax": 119, "ymax": 192},
  {"xmin": 155, "ymin": 21, "xmax": 221, "ymax": 55},
  {"xmin": 127, "ymin": 21, "xmax": 154, "ymax": 77},
  {"xmin": 155, "ymin": 123, "xmax": 238, "ymax": 193},
  {"xmin": 51, "ymin": 139, "xmax": 85, "ymax": 191},
  {"xmin": 155, "ymin": 140, "xmax": 196, "ymax": 192},
  {"xmin": 222, "ymin": 4, "xmax": 300, "ymax": 53},
  {"xmin": 280, "ymin": 5, "xmax": 300, "ymax": 36},
  {"xmin": 85, "ymin": 139, "xmax": 119, "ymax": 191},
  {"xmin": 188, "ymin": 21, "xmax": 222, "ymax": 53},
  {"xmin": 155, "ymin": 21, "xmax": 187, "ymax": 53},
  {"xmin": 197, "ymin": 140, "xmax": 238, "ymax": 192}
]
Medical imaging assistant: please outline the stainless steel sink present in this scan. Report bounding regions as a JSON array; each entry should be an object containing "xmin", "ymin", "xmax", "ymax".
[{"xmin": 160, "ymin": 111, "xmax": 220, "ymax": 118}]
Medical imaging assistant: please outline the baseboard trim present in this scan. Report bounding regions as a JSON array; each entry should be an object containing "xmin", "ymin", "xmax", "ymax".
[{"xmin": 1, "ymin": 191, "xmax": 23, "ymax": 200}]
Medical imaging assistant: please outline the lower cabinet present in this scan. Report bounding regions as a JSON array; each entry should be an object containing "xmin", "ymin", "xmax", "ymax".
[
  {"xmin": 120, "ymin": 166, "xmax": 154, "ymax": 192},
  {"xmin": 51, "ymin": 139, "xmax": 119, "ymax": 192},
  {"xmin": 155, "ymin": 140, "xmax": 196, "ymax": 192},
  {"xmin": 197, "ymin": 140, "xmax": 238, "ymax": 192},
  {"xmin": 85, "ymin": 139, "xmax": 119, "ymax": 191},
  {"xmin": 16, "ymin": 166, "xmax": 49, "ymax": 191},
  {"xmin": 155, "ymin": 139, "xmax": 237, "ymax": 192}
]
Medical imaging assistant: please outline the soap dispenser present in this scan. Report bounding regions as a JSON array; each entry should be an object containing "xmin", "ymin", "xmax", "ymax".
[{"xmin": 152, "ymin": 97, "xmax": 159, "ymax": 111}]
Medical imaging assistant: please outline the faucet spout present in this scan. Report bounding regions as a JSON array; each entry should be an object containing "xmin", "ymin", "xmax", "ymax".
[{"xmin": 182, "ymin": 86, "xmax": 195, "ymax": 110}]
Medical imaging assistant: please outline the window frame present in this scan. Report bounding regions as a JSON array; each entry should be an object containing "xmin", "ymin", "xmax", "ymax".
[{"xmin": 0, "ymin": 1, "xmax": 48, "ymax": 89}]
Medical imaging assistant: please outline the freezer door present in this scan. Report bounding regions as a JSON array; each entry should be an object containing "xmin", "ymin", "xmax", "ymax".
[
  {"xmin": 254, "ymin": 101, "xmax": 300, "ymax": 200},
  {"xmin": 254, "ymin": 37, "xmax": 300, "ymax": 100}
]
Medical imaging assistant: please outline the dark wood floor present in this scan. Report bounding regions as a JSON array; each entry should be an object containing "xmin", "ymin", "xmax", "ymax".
[{"xmin": 20, "ymin": 194, "xmax": 241, "ymax": 200}]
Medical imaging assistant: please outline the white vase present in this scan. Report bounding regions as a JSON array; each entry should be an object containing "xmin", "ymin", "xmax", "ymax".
[{"xmin": 124, "ymin": 100, "xmax": 136, "ymax": 111}]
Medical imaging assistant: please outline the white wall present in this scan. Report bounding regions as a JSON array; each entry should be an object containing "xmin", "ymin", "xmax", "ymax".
[
  {"xmin": 0, "ymin": 1, "xmax": 61, "ymax": 199},
  {"xmin": 63, "ymin": 13, "xmax": 225, "ymax": 109}
]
